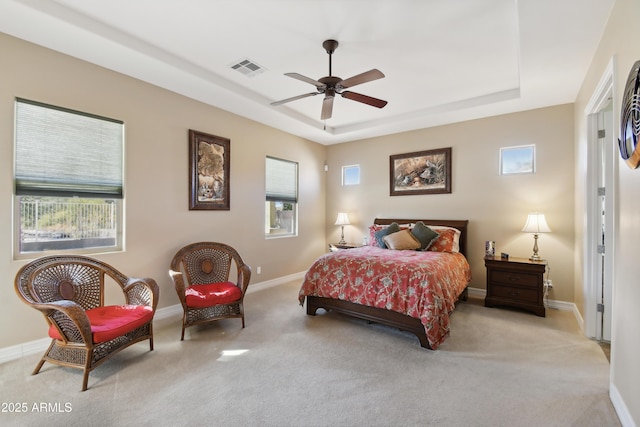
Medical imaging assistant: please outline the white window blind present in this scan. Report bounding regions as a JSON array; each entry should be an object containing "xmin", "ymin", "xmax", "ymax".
[
  {"xmin": 15, "ymin": 98, "xmax": 124, "ymax": 198},
  {"xmin": 265, "ymin": 156, "xmax": 297, "ymax": 203}
]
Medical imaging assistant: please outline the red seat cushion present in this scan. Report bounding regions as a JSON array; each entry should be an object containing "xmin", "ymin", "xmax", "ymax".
[
  {"xmin": 185, "ymin": 282, "xmax": 242, "ymax": 308},
  {"xmin": 48, "ymin": 305, "xmax": 154, "ymax": 344}
]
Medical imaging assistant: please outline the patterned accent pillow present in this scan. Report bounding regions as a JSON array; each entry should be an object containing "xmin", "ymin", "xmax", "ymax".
[
  {"xmin": 382, "ymin": 229, "xmax": 421, "ymax": 250},
  {"xmin": 368, "ymin": 223, "xmax": 411, "ymax": 246},
  {"xmin": 411, "ymin": 221, "xmax": 440, "ymax": 250},
  {"xmin": 374, "ymin": 222, "xmax": 400, "ymax": 248},
  {"xmin": 368, "ymin": 224, "xmax": 386, "ymax": 246},
  {"xmin": 427, "ymin": 226, "xmax": 461, "ymax": 253}
]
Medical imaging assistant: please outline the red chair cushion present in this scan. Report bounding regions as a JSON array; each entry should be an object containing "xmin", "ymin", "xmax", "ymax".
[
  {"xmin": 48, "ymin": 305, "xmax": 154, "ymax": 343},
  {"xmin": 185, "ymin": 282, "xmax": 242, "ymax": 308}
]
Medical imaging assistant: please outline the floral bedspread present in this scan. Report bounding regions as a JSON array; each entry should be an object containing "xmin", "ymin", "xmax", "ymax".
[{"xmin": 298, "ymin": 246, "xmax": 471, "ymax": 349}]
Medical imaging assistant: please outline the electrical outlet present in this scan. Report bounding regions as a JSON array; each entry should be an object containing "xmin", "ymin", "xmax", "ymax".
[
  {"xmin": 257, "ymin": 266, "xmax": 261, "ymax": 274},
  {"xmin": 544, "ymin": 279, "xmax": 553, "ymax": 289}
]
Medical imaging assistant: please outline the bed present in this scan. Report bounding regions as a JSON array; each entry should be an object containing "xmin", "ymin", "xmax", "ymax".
[{"xmin": 298, "ymin": 218, "xmax": 471, "ymax": 349}]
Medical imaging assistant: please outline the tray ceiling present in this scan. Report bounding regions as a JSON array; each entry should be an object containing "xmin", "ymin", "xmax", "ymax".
[{"xmin": 0, "ymin": 0, "xmax": 615, "ymax": 144}]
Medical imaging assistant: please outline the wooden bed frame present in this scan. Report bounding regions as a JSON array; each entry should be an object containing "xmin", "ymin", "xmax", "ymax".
[{"xmin": 305, "ymin": 218, "xmax": 469, "ymax": 349}]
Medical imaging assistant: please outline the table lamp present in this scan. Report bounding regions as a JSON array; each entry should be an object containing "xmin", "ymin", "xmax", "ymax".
[
  {"xmin": 521, "ymin": 212, "xmax": 551, "ymax": 261},
  {"xmin": 335, "ymin": 212, "xmax": 350, "ymax": 245}
]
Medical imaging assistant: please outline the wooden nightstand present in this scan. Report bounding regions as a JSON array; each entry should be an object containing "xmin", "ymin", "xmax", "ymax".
[
  {"xmin": 328, "ymin": 243, "xmax": 362, "ymax": 251},
  {"xmin": 484, "ymin": 256, "xmax": 547, "ymax": 317}
]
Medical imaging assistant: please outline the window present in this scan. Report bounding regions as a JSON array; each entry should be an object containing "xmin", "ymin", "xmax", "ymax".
[
  {"xmin": 14, "ymin": 98, "xmax": 124, "ymax": 256},
  {"xmin": 265, "ymin": 156, "xmax": 298, "ymax": 237},
  {"xmin": 342, "ymin": 164, "xmax": 360, "ymax": 186}
]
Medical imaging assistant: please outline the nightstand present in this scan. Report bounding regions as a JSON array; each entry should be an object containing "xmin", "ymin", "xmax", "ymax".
[
  {"xmin": 328, "ymin": 243, "xmax": 362, "ymax": 251},
  {"xmin": 484, "ymin": 256, "xmax": 547, "ymax": 317}
]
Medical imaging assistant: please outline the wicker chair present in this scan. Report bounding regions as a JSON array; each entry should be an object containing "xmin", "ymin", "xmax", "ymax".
[
  {"xmin": 14, "ymin": 255, "xmax": 159, "ymax": 391},
  {"xmin": 169, "ymin": 242, "xmax": 251, "ymax": 340}
]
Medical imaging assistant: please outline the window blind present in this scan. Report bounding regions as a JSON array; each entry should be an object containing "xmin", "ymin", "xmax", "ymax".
[
  {"xmin": 15, "ymin": 98, "xmax": 124, "ymax": 198},
  {"xmin": 265, "ymin": 156, "xmax": 297, "ymax": 203}
]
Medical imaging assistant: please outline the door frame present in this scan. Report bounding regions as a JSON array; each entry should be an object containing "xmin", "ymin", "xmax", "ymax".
[{"xmin": 583, "ymin": 57, "xmax": 617, "ymax": 340}]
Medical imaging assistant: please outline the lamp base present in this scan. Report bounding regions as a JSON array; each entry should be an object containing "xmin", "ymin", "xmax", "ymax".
[
  {"xmin": 529, "ymin": 233, "xmax": 541, "ymax": 262},
  {"xmin": 338, "ymin": 225, "xmax": 346, "ymax": 245}
]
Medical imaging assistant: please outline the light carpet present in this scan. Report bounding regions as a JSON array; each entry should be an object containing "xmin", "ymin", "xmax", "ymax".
[{"xmin": 0, "ymin": 280, "xmax": 620, "ymax": 427}]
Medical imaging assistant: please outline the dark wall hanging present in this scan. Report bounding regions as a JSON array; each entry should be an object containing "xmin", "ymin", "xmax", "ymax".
[
  {"xmin": 618, "ymin": 60, "xmax": 640, "ymax": 169},
  {"xmin": 390, "ymin": 147, "xmax": 452, "ymax": 196},
  {"xmin": 189, "ymin": 130, "xmax": 230, "ymax": 210}
]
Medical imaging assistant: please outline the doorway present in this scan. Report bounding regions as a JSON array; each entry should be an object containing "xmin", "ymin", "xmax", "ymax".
[{"xmin": 584, "ymin": 59, "xmax": 616, "ymax": 344}]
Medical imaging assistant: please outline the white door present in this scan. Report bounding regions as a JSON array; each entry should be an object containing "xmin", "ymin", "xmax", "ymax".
[
  {"xmin": 584, "ymin": 59, "xmax": 615, "ymax": 343},
  {"xmin": 595, "ymin": 105, "xmax": 614, "ymax": 342}
]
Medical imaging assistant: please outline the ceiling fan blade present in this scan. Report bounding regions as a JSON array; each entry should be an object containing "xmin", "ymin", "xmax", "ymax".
[
  {"xmin": 321, "ymin": 96, "xmax": 334, "ymax": 120},
  {"xmin": 341, "ymin": 91, "xmax": 388, "ymax": 108},
  {"xmin": 339, "ymin": 69, "xmax": 385, "ymax": 89},
  {"xmin": 284, "ymin": 73, "xmax": 326, "ymax": 89},
  {"xmin": 270, "ymin": 92, "xmax": 319, "ymax": 106}
]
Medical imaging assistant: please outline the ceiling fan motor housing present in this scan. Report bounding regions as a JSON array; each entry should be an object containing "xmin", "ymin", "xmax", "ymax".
[{"xmin": 319, "ymin": 76, "xmax": 343, "ymax": 92}]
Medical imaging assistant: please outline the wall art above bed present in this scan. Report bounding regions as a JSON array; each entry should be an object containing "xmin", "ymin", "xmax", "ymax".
[{"xmin": 390, "ymin": 147, "xmax": 452, "ymax": 196}]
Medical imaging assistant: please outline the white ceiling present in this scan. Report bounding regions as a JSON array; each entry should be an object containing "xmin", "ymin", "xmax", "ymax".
[{"xmin": 0, "ymin": 0, "xmax": 614, "ymax": 145}]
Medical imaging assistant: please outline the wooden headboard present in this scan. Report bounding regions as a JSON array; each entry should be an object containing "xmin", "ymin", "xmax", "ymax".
[{"xmin": 373, "ymin": 218, "xmax": 469, "ymax": 256}]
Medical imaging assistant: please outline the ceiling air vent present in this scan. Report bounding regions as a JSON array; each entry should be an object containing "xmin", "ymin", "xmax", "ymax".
[{"xmin": 229, "ymin": 58, "xmax": 266, "ymax": 77}]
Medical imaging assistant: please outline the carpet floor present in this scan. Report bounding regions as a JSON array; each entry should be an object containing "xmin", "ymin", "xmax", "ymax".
[{"xmin": 0, "ymin": 280, "xmax": 620, "ymax": 427}]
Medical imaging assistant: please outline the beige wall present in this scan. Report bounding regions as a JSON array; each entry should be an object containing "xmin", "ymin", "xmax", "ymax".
[
  {"xmin": 326, "ymin": 105, "xmax": 575, "ymax": 299},
  {"xmin": 0, "ymin": 33, "xmax": 327, "ymax": 347},
  {"xmin": 573, "ymin": 0, "xmax": 640, "ymax": 424}
]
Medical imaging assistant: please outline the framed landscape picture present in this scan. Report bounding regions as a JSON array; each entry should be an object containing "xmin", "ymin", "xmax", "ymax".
[
  {"xmin": 390, "ymin": 147, "xmax": 452, "ymax": 196},
  {"xmin": 189, "ymin": 129, "xmax": 230, "ymax": 210}
]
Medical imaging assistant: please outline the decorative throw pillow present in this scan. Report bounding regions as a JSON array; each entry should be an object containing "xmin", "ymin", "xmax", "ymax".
[
  {"xmin": 374, "ymin": 222, "xmax": 401, "ymax": 248},
  {"xmin": 411, "ymin": 221, "xmax": 440, "ymax": 250},
  {"xmin": 428, "ymin": 226, "xmax": 461, "ymax": 253},
  {"xmin": 382, "ymin": 229, "xmax": 421, "ymax": 250},
  {"xmin": 368, "ymin": 224, "xmax": 386, "ymax": 246},
  {"xmin": 368, "ymin": 223, "xmax": 412, "ymax": 246}
]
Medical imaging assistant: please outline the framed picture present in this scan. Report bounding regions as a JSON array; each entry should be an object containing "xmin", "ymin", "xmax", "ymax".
[
  {"xmin": 500, "ymin": 144, "xmax": 535, "ymax": 175},
  {"xmin": 390, "ymin": 147, "xmax": 452, "ymax": 196},
  {"xmin": 189, "ymin": 129, "xmax": 230, "ymax": 210}
]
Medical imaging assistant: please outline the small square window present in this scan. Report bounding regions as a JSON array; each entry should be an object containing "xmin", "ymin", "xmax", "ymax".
[
  {"xmin": 500, "ymin": 145, "xmax": 536, "ymax": 175},
  {"xmin": 342, "ymin": 165, "xmax": 360, "ymax": 186}
]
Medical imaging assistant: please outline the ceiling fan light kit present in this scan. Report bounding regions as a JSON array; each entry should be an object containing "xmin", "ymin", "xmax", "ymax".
[{"xmin": 271, "ymin": 39, "xmax": 387, "ymax": 120}]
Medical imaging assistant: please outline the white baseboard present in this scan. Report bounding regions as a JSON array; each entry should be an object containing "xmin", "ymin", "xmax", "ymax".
[
  {"xmin": 0, "ymin": 337, "xmax": 51, "ymax": 365},
  {"xmin": 0, "ymin": 271, "xmax": 307, "ymax": 365},
  {"xmin": 610, "ymin": 382, "xmax": 636, "ymax": 427},
  {"xmin": 246, "ymin": 271, "xmax": 306, "ymax": 294},
  {"xmin": 466, "ymin": 286, "xmax": 486, "ymax": 299},
  {"xmin": 571, "ymin": 303, "xmax": 585, "ymax": 333}
]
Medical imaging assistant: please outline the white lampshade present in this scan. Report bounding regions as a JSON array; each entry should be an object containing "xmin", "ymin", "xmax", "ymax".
[
  {"xmin": 335, "ymin": 212, "xmax": 351, "ymax": 226},
  {"xmin": 521, "ymin": 212, "xmax": 551, "ymax": 261},
  {"xmin": 521, "ymin": 213, "xmax": 551, "ymax": 234}
]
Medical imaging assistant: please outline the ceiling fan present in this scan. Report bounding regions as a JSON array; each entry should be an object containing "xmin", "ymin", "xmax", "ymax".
[{"xmin": 271, "ymin": 39, "xmax": 388, "ymax": 120}]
